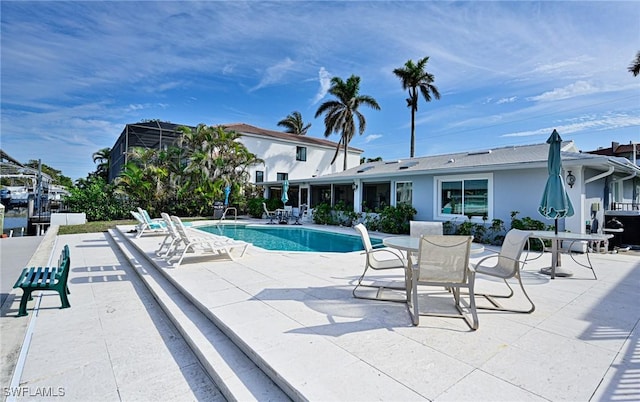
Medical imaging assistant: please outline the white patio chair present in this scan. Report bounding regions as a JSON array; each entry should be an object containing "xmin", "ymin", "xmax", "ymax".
[
  {"xmin": 409, "ymin": 235, "xmax": 477, "ymax": 330},
  {"xmin": 352, "ymin": 223, "xmax": 408, "ymax": 303},
  {"xmin": 472, "ymin": 229, "xmax": 535, "ymax": 313},
  {"xmin": 168, "ymin": 216, "xmax": 249, "ymax": 267},
  {"xmin": 410, "ymin": 220, "xmax": 443, "ymax": 237},
  {"xmin": 282, "ymin": 205, "xmax": 293, "ymax": 223},
  {"xmin": 263, "ymin": 202, "xmax": 276, "ymax": 224},
  {"xmin": 409, "ymin": 220, "xmax": 443, "ymax": 258},
  {"xmin": 291, "ymin": 205, "xmax": 307, "ymax": 225}
]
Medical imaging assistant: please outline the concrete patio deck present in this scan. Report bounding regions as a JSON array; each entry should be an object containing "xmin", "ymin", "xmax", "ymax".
[{"xmin": 1, "ymin": 221, "xmax": 639, "ymax": 401}]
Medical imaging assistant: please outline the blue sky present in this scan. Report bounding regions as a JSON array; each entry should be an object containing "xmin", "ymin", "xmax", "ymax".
[{"xmin": 2, "ymin": 1, "xmax": 639, "ymax": 181}]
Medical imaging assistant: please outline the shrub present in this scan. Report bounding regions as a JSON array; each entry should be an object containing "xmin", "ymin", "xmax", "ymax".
[
  {"xmin": 510, "ymin": 211, "xmax": 548, "ymax": 231},
  {"xmin": 375, "ymin": 203, "xmax": 416, "ymax": 234},
  {"xmin": 247, "ymin": 197, "xmax": 267, "ymax": 218},
  {"xmin": 65, "ymin": 177, "xmax": 134, "ymax": 221},
  {"xmin": 312, "ymin": 203, "xmax": 334, "ymax": 225}
]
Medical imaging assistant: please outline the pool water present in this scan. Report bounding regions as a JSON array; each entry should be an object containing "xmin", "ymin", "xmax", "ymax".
[{"xmin": 197, "ymin": 224, "xmax": 381, "ymax": 252}]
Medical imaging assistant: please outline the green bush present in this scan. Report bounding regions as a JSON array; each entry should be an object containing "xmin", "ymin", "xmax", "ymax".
[
  {"xmin": 312, "ymin": 203, "xmax": 334, "ymax": 225},
  {"xmin": 510, "ymin": 211, "xmax": 551, "ymax": 250},
  {"xmin": 65, "ymin": 177, "xmax": 134, "ymax": 221},
  {"xmin": 247, "ymin": 197, "xmax": 267, "ymax": 218},
  {"xmin": 375, "ymin": 203, "xmax": 416, "ymax": 234},
  {"xmin": 510, "ymin": 211, "xmax": 549, "ymax": 230}
]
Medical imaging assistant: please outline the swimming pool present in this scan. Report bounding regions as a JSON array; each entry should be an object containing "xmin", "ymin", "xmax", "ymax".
[{"xmin": 197, "ymin": 224, "xmax": 381, "ymax": 252}]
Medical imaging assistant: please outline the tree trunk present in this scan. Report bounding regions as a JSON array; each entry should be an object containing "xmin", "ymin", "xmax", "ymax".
[
  {"xmin": 343, "ymin": 136, "xmax": 348, "ymax": 171},
  {"xmin": 410, "ymin": 106, "xmax": 416, "ymax": 158}
]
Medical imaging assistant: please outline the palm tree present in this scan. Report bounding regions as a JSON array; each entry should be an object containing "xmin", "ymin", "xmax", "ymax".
[
  {"xmin": 360, "ymin": 156, "xmax": 383, "ymax": 164},
  {"xmin": 314, "ymin": 75, "xmax": 380, "ymax": 170},
  {"xmin": 277, "ymin": 111, "xmax": 311, "ymax": 135},
  {"xmin": 629, "ymin": 51, "xmax": 640, "ymax": 76},
  {"xmin": 176, "ymin": 124, "xmax": 263, "ymax": 214},
  {"xmin": 115, "ymin": 147, "xmax": 170, "ymax": 211},
  {"xmin": 92, "ymin": 147, "xmax": 111, "ymax": 180},
  {"xmin": 393, "ymin": 57, "xmax": 441, "ymax": 158}
]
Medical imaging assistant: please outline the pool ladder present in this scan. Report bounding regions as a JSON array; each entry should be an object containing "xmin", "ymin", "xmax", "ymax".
[{"xmin": 217, "ymin": 207, "xmax": 237, "ymax": 223}]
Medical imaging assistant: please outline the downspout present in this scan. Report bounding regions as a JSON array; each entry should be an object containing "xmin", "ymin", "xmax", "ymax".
[
  {"xmin": 615, "ymin": 170, "xmax": 637, "ymax": 207},
  {"xmin": 585, "ymin": 166, "xmax": 615, "ymax": 213}
]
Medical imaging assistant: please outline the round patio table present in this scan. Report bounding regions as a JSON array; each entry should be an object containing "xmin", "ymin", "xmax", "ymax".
[{"xmin": 383, "ymin": 236, "xmax": 485, "ymax": 255}]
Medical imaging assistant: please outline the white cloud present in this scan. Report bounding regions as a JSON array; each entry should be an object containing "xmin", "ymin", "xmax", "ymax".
[
  {"xmin": 128, "ymin": 104, "xmax": 145, "ymax": 111},
  {"xmin": 532, "ymin": 57, "xmax": 591, "ymax": 75},
  {"xmin": 312, "ymin": 67, "xmax": 332, "ymax": 104},
  {"xmin": 501, "ymin": 113, "xmax": 640, "ymax": 138},
  {"xmin": 529, "ymin": 81, "xmax": 598, "ymax": 102},
  {"xmin": 496, "ymin": 96, "xmax": 517, "ymax": 104},
  {"xmin": 364, "ymin": 134, "xmax": 383, "ymax": 143},
  {"xmin": 250, "ymin": 57, "xmax": 295, "ymax": 92}
]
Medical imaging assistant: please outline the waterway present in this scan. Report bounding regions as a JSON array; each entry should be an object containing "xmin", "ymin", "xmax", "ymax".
[{"xmin": 2, "ymin": 208, "xmax": 28, "ymax": 236}]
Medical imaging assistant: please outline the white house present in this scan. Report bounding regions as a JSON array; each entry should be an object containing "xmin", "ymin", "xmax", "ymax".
[
  {"xmin": 223, "ymin": 123, "xmax": 362, "ymax": 183},
  {"xmin": 108, "ymin": 121, "xmax": 363, "ymax": 186},
  {"xmin": 281, "ymin": 141, "xmax": 639, "ymax": 241}
]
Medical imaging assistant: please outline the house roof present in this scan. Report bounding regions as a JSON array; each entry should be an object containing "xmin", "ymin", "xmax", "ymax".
[
  {"xmin": 117, "ymin": 121, "xmax": 363, "ymax": 154},
  {"xmin": 223, "ymin": 123, "xmax": 364, "ymax": 153},
  {"xmin": 284, "ymin": 140, "xmax": 639, "ymax": 185},
  {"xmin": 585, "ymin": 141, "xmax": 640, "ymax": 157},
  {"xmin": 0, "ymin": 149, "xmax": 53, "ymax": 184}
]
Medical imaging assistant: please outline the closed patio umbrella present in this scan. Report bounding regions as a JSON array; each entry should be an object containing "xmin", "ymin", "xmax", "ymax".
[
  {"xmin": 281, "ymin": 180, "xmax": 289, "ymax": 206},
  {"xmin": 224, "ymin": 185, "xmax": 231, "ymax": 206},
  {"xmin": 538, "ymin": 129, "xmax": 574, "ymax": 278},
  {"xmin": 538, "ymin": 129, "xmax": 574, "ymax": 234}
]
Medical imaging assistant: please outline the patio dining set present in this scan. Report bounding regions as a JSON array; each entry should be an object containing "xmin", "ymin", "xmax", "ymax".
[
  {"xmin": 263, "ymin": 203, "xmax": 306, "ymax": 225},
  {"xmin": 352, "ymin": 220, "xmax": 613, "ymax": 331}
]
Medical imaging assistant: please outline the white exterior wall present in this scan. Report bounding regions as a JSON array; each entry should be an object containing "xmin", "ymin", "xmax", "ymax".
[{"xmin": 240, "ymin": 135, "xmax": 361, "ymax": 182}]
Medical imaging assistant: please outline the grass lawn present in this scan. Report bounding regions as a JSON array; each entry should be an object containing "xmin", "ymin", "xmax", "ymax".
[{"xmin": 57, "ymin": 217, "xmax": 209, "ymax": 235}]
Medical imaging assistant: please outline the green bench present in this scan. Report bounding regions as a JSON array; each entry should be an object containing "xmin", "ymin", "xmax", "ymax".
[{"xmin": 13, "ymin": 245, "xmax": 71, "ymax": 317}]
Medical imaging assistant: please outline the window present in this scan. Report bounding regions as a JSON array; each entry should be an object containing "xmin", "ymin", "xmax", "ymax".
[
  {"xmin": 296, "ymin": 146, "xmax": 307, "ymax": 161},
  {"xmin": 362, "ymin": 182, "xmax": 390, "ymax": 211},
  {"xmin": 396, "ymin": 182, "xmax": 412, "ymax": 205},
  {"xmin": 436, "ymin": 174, "xmax": 492, "ymax": 220},
  {"xmin": 255, "ymin": 171, "xmax": 264, "ymax": 183},
  {"xmin": 277, "ymin": 172, "xmax": 288, "ymax": 181},
  {"xmin": 612, "ymin": 181, "xmax": 623, "ymax": 203}
]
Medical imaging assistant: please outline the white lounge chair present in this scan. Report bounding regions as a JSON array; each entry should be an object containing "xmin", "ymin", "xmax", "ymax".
[
  {"xmin": 168, "ymin": 216, "xmax": 249, "ymax": 267},
  {"xmin": 352, "ymin": 223, "xmax": 407, "ymax": 302},
  {"xmin": 472, "ymin": 229, "xmax": 535, "ymax": 313},
  {"xmin": 409, "ymin": 235, "xmax": 477, "ymax": 329},
  {"xmin": 155, "ymin": 213, "xmax": 184, "ymax": 257},
  {"xmin": 131, "ymin": 209, "xmax": 167, "ymax": 238}
]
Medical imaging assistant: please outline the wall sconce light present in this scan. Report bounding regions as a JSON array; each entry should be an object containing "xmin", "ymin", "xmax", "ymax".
[
  {"xmin": 352, "ymin": 182, "xmax": 358, "ymax": 191},
  {"xmin": 566, "ymin": 171, "xmax": 576, "ymax": 188}
]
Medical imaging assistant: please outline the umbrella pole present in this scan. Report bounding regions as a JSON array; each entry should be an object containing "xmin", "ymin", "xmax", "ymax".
[{"xmin": 555, "ymin": 218, "xmax": 558, "ymax": 235}]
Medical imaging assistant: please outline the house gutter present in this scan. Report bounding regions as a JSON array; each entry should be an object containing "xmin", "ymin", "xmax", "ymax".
[
  {"xmin": 617, "ymin": 171, "xmax": 637, "ymax": 184},
  {"xmin": 584, "ymin": 166, "xmax": 614, "ymax": 185}
]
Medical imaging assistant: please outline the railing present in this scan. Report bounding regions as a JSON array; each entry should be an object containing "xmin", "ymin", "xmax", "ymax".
[
  {"xmin": 611, "ymin": 202, "xmax": 640, "ymax": 211},
  {"xmin": 219, "ymin": 207, "xmax": 237, "ymax": 221}
]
